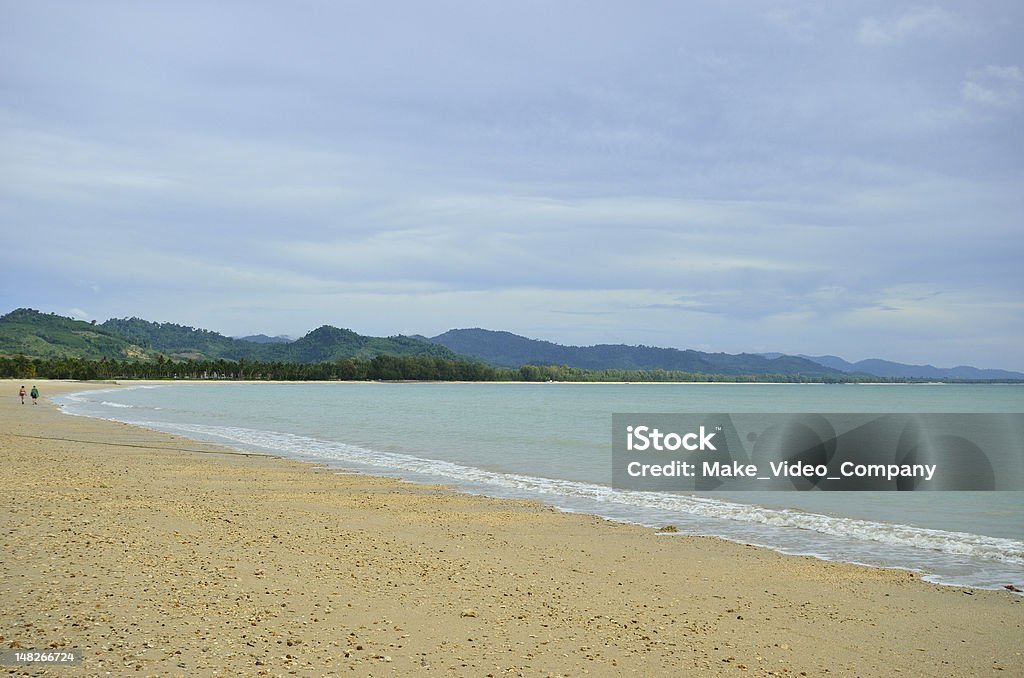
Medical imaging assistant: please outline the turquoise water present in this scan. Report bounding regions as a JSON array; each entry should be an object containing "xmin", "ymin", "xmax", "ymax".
[{"xmin": 58, "ymin": 383, "xmax": 1024, "ymax": 591}]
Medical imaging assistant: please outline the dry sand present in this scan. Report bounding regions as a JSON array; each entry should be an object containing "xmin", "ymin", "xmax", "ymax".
[{"xmin": 1, "ymin": 380, "xmax": 1021, "ymax": 677}]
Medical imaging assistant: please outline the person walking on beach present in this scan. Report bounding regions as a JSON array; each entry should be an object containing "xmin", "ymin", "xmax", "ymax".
[
  {"xmin": 19, "ymin": 385, "xmax": 26, "ymax": 404},
  {"xmin": 30, "ymin": 385, "xmax": 39, "ymax": 405}
]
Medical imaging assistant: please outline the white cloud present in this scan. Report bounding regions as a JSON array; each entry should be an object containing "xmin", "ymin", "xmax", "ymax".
[
  {"xmin": 2, "ymin": 3, "xmax": 1022, "ymax": 370},
  {"xmin": 0, "ymin": 124, "xmax": 178, "ymax": 205},
  {"xmin": 858, "ymin": 7, "xmax": 966, "ymax": 45},
  {"xmin": 764, "ymin": 6, "xmax": 822, "ymax": 43},
  {"xmin": 961, "ymin": 65, "xmax": 1024, "ymax": 110},
  {"xmin": 919, "ymin": 64, "xmax": 1024, "ymax": 127}
]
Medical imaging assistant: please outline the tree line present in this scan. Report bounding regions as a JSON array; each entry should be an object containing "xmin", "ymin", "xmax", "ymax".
[
  {"xmin": 2, "ymin": 354, "xmax": 1017, "ymax": 384},
  {"xmin": 0, "ymin": 354, "xmax": 498, "ymax": 381}
]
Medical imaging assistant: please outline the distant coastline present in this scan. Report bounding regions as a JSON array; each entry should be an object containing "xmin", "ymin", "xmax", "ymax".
[
  {"xmin": 4, "ymin": 308, "xmax": 1021, "ymax": 382},
  {"xmin": 5, "ymin": 359, "xmax": 1024, "ymax": 385}
]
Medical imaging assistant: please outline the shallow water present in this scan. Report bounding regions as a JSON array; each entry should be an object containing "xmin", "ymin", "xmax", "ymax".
[{"xmin": 58, "ymin": 382, "xmax": 1024, "ymax": 591}]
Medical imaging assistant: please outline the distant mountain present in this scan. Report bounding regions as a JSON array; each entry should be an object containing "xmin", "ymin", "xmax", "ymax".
[
  {"xmin": 429, "ymin": 328, "xmax": 843, "ymax": 377},
  {"xmin": 818, "ymin": 356, "xmax": 1023, "ymax": 380},
  {"xmin": 761, "ymin": 352, "xmax": 1024, "ymax": 380},
  {"xmin": 795, "ymin": 354, "xmax": 857, "ymax": 373},
  {"xmin": 2, "ymin": 310, "xmax": 462, "ymax": 364},
  {"xmin": 0, "ymin": 308, "xmax": 158, "ymax": 360},
  {"xmin": 6, "ymin": 307, "xmax": 1020, "ymax": 379},
  {"xmin": 237, "ymin": 334, "xmax": 293, "ymax": 344}
]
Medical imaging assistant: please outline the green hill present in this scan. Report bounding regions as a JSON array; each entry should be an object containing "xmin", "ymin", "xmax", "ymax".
[
  {"xmin": 100, "ymin": 317, "xmax": 252, "ymax": 360},
  {"xmin": 98, "ymin": 318, "xmax": 461, "ymax": 362},
  {"xmin": 1, "ymin": 309, "xmax": 463, "ymax": 364},
  {"xmin": 0, "ymin": 309, "xmax": 157, "ymax": 360},
  {"xmin": 17, "ymin": 309, "xmax": 1009, "ymax": 380},
  {"xmin": 277, "ymin": 326, "xmax": 460, "ymax": 362}
]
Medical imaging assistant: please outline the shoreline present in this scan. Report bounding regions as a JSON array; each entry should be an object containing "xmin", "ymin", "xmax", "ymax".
[
  {"xmin": 11, "ymin": 377, "xmax": 1019, "ymax": 386},
  {"xmin": 48, "ymin": 379, "xmax": 1024, "ymax": 593},
  {"xmin": 2, "ymin": 381, "xmax": 1022, "ymax": 675},
  {"xmin": 24, "ymin": 380, "xmax": 1024, "ymax": 587}
]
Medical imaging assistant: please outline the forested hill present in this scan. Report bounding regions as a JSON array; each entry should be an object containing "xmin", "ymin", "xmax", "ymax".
[
  {"xmin": 101, "ymin": 318, "xmax": 461, "ymax": 362},
  {"xmin": 1, "ymin": 310, "xmax": 461, "ymax": 363},
  {"xmin": 101, "ymin": 317, "xmax": 252, "ymax": 360},
  {"xmin": 7, "ymin": 310, "xmax": 1017, "ymax": 380},
  {"xmin": 0, "ymin": 308, "xmax": 158, "ymax": 361},
  {"xmin": 269, "ymin": 325, "xmax": 459, "ymax": 362},
  {"xmin": 429, "ymin": 328, "xmax": 844, "ymax": 377}
]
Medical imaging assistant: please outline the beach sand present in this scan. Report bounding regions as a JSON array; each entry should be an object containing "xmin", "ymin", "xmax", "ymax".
[{"xmin": 1, "ymin": 381, "xmax": 1021, "ymax": 676}]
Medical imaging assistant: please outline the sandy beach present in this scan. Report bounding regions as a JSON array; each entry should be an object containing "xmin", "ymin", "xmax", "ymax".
[{"xmin": 1, "ymin": 381, "xmax": 1021, "ymax": 676}]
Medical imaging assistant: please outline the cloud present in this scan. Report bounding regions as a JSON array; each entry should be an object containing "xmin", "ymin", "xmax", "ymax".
[
  {"xmin": 0, "ymin": 123, "xmax": 177, "ymax": 205},
  {"xmin": 857, "ymin": 7, "xmax": 967, "ymax": 45},
  {"xmin": 961, "ymin": 65, "xmax": 1024, "ymax": 110},
  {"xmin": 1, "ymin": 2, "xmax": 1022, "ymax": 370},
  {"xmin": 764, "ymin": 6, "xmax": 825, "ymax": 43},
  {"xmin": 918, "ymin": 63, "xmax": 1024, "ymax": 128},
  {"xmin": 833, "ymin": 285, "xmax": 1024, "ymax": 363}
]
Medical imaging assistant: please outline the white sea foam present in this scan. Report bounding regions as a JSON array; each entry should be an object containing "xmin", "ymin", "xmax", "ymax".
[
  {"xmin": 61, "ymin": 385, "xmax": 164, "ymax": 410},
  {"xmin": 62, "ymin": 384, "xmax": 160, "ymax": 403},
  {"xmin": 118, "ymin": 419, "xmax": 1024, "ymax": 568}
]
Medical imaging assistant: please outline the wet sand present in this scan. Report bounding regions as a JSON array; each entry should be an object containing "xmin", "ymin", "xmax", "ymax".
[{"xmin": 1, "ymin": 380, "xmax": 1021, "ymax": 676}]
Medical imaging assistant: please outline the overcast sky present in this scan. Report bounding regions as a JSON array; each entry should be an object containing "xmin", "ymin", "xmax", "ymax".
[{"xmin": 2, "ymin": 2, "xmax": 1022, "ymax": 369}]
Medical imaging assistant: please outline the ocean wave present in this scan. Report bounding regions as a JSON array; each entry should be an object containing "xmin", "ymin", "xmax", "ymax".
[
  {"xmin": 120, "ymin": 420, "xmax": 1024, "ymax": 568},
  {"xmin": 57, "ymin": 385, "xmax": 167, "ymax": 411},
  {"xmin": 60, "ymin": 384, "xmax": 162, "ymax": 402}
]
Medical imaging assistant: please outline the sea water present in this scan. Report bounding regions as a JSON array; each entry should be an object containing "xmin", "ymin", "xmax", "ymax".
[{"xmin": 57, "ymin": 383, "xmax": 1024, "ymax": 591}]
